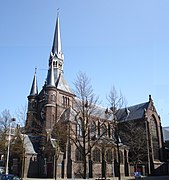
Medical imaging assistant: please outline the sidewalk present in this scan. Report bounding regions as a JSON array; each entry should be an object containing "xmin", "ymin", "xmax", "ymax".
[
  {"xmin": 23, "ymin": 177, "xmax": 135, "ymax": 180},
  {"xmin": 23, "ymin": 176, "xmax": 169, "ymax": 180},
  {"xmin": 23, "ymin": 178, "xmax": 135, "ymax": 180}
]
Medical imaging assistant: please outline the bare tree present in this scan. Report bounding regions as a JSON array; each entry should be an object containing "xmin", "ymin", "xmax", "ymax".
[
  {"xmin": 0, "ymin": 110, "xmax": 23, "ymax": 176},
  {"xmin": 0, "ymin": 110, "xmax": 12, "ymax": 164},
  {"xmin": 106, "ymin": 85, "xmax": 127, "ymax": 180},
  {"xmin": 0, "ymin": 109, "xmax": 12, "ymax": 133},
  {"xmin": 15, "ymin": 104, "xmax": 27, "ymax": 128},
  {"xmin": 119, "ymin": 120, "xmax": 147, "ymax": 172},
  {"xmin": 69, "ymin": 72, "xmax": 102, "ymax": 179},
  {"xmin": 10, "ymin": 125, "xmax": 25, "ymax": 177}
]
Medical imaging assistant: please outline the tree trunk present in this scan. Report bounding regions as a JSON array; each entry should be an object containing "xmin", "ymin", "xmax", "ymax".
[
  {"xmin": 21, "ymin": 150, "xmax": 25, "ymax": 179},
  {"xmin": 55, "ymin": 158, "xmax": 58, "ymax": 180},
  {"xmin": 83, "ymin": 132, "xmax": 87, "ymax": 179},
  {"xmin": 83, "ymin": 157, "xmax": 87, "ymax": 179},
  {"xmin": 117, "ymin": 138, "xmax": 121, "ymax": 180}
]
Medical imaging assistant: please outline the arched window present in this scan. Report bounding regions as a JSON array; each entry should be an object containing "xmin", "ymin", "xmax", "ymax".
[
  {"xmin": 65, "ymin": 97, "xmax": 68, "ymax": 106},
  {"xmin": 51, "ymin": 94, "xmax": 56, "ymax": 101},
  {"xmin": 67, "ymin": 98, "xmax": 70, "ymax": 106},
  {"xmin": 114, "ymin": 149, "xmax": 117, "ymax": 160},
  {"xmin": 90, "ymin": 121, "xmax": 96, "ymax": 137},
  {"xmin": 112, "ymin": 127, "xmax": 115, "ymax": 140},
  {"xmin": 150, "ymin": 116, "xmax": 159, "ymax": 160},
  {"xmin": 108, "ymin": 123, "xmax": 111, "ymax": 138},
  {"xmin": 52, "ymin": 114, "xmax": 55, "ymax": 124},
  {"xmin": 93, "ymin": 147, "xmax": 101, "ymax": 163},
  {"xmin": 98, "ymin": 121, "xmax": 100, "ymax": 136},
  {"xmin": 106, "ymin": 149, "xmax": 112, "ymax": 164},
  {"xmin": 75, "ymin": 148, "xmax": 83, "ymax": 162},
  {"xmin": 62, "ymin": 96, "xmax": 70, "ymax": 107},
  {"xmin": 101, "ymin": 124, "xmax": 107, "ymax": 137},
  {"xmin": 62, "ymin": 96, "xmax": 65, "ymax": 105},
  {"xmin": 77, "ymin": 118, "xmax": 82, "ymax": 136},
  {"xmin": 119, "ymin": 150, "xmax": 123, "ymax": 164}
]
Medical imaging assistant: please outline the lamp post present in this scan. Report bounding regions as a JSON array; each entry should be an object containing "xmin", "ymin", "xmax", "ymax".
[{"xmin": 6, "ymin": 118, "xmax": 16, "ymax": 175}]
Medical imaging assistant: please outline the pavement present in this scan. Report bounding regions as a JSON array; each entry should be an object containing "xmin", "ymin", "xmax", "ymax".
[
  {"xmin": 143, "ymin": 176, "xmax": 169, "ymax": 179},
  {"xmin": 23, "ymin": 176, "xmax": 169, "ymax": 180}
]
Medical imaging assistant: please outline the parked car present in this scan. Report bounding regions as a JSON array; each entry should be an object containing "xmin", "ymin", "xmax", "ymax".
[
  {"xmin": 0, "ymin": 167, "xmax": 5, "ymax": 174},
  {"xmin": 0, "ymin": 174, "xmax": 20, "ymax": 180}
]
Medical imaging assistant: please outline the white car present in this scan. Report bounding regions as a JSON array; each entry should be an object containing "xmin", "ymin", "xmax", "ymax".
[{"xmin": 0, "ymin": 167, "xmax": 5, "ymax": 174}]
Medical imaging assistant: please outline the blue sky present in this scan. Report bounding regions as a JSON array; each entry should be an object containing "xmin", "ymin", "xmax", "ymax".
[{"xmin": 0, "ymin": 0, "xmax": 169, "ymax": 126}]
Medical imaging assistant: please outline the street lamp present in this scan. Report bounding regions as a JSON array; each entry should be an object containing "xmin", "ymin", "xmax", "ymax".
[{"xmin": 6, "ymin": 118, "xmax": 16, "ymax": 175}]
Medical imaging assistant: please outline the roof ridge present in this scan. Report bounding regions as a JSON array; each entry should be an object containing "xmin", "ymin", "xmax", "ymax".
[{"xmin": 125, "ymin": 101, "xmax": 149, "ymax": 109}]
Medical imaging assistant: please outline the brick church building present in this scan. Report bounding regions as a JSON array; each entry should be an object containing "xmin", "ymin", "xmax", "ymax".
[{"xmin": 23, "ymin": 15, "xmax": 165, "ymax": 178}]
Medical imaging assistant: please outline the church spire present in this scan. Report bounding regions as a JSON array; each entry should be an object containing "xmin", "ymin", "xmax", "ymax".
[
  {"xmin": 29, "ymin": 68, "xmax": 38, "ymax": 96},
  {"xmin": 48, "ymin": 13, "xmax": 64, "ymax": 84},
  {"xmin": 51, "ymin": 15, "xmax": 62, "ymax": 59}
]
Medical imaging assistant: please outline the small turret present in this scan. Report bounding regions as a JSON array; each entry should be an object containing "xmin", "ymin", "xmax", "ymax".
[
  {"xmin": 47, "ymin": 60, "xmax": 55, "ymax": 87},
  {"xmin": 29, "ymin": 68, "xmax": 38, "ymax": 96},
  {"xmin": 26, "ymin": 69, "xmax": 38, "ymax": 134}
]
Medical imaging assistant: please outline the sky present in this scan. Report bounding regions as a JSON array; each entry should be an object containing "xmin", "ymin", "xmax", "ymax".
[{"xmin": 0, "ymin": 0, "xmax": 169, "ymax": 126}]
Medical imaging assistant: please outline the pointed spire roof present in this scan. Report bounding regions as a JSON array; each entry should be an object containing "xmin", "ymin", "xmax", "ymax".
[
  {"xmin": 47, "ymin": 60, "xmax": 55, "ymax": 87},
  {"xmin": 52, "ymin": 15, "xmax": 62, "ymax": 57},
  {"xmin": 30, "ymin": 68, "xmax": 38, "ymax": 96}
]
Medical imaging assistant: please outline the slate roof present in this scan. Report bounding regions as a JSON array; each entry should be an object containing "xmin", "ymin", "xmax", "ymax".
[
  {"xmin": 26, "ymin": 135, "xmax": 41, "ymax": 154},
  {"xmin": 117, "ymin": 101, "xmax": 150, "ymax": 121},
  {"xmin": 57, "ymin": 74, "xmax": 73, "ymax": 94},
  {"xmin": 163, "ymin": 127, "xmax": 169, "ymax": 141},
  {"xmin": 91, "ymin": 104, "xmax": 113, "ymax": 120},
  {"xmin": 60, "ymin": 98, "xmax": 152, "ymax": 124},
  {"xmin": 29, "ymin": 70, "xmax": 38, "ymax": 96},
  {"xmin": 60, "ymin": 100, "xmax": 113, "ymax": 123},
  {"xmin": 52, "ymin": 16, "xmax": 62, "ymax": 56},
  {"xmin": 23, "ymin": 135, "xmax": 37, "ymax": 155},
  {"xmin": 46, "ymin": 69, "xmax": 73, "ymax": 94}
]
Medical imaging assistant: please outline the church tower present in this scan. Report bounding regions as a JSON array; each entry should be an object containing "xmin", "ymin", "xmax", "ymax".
[
  {"xmin": 26, "ymin": 15, "xmax": 75, "ymax": 135},
  {"xmin": 26, "ymin": 69, "xmax": 38, "ymax": 134}
]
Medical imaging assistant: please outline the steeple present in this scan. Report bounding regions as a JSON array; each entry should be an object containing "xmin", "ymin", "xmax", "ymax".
[
  {"xmin": 29, "ymin": 68, "xmax": 38, "ymax": 96},
  {"xmin": 46, "ymin": 14, "xmax": 73, "ymax": 95},
  {"xmin": 48, "ymin": 14, "xmax": 64, "ymax": 85},
  {"xmin": 51, "ymin": 15, "xmax": 63, "ymax": 59},
  {"xmin": 47, "ymin": 60, "xmax": 55, "ymax": 87}
]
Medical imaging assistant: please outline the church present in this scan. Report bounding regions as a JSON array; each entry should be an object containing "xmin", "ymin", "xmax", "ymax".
[{"xmin": 23, "ymin": 15, "xmax": 165, "ymax": 178}]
